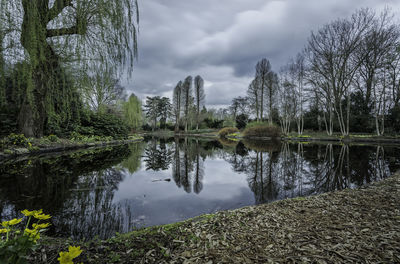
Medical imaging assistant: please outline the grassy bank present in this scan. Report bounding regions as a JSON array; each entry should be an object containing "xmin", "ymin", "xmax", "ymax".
[
  {"xmin": 0, "ymin": 134, "xmax": 143, "ymax": 161},
  {"xmin": 143, "ymin": 129, "xmax": 218, "ymax": 138},
  {"xmin": 31, "ymin": 172, "xmax": 400, "ymax": 263}
]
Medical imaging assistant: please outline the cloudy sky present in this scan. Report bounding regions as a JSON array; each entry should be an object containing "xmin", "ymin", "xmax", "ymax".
[{"xmin": 124, "ymin": 0, "xmax": 400, "ymax": 108}]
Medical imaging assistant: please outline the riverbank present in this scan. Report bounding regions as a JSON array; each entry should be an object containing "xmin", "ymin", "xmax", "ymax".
[
  {"xmin": 0, "ymin": 135, "xmax": 143, "ymax": 162},
  {"xmin": 32, "ymin": 172, "xmax": 400, "ymax": 263},
  {"xmin": 142, "ymin": 130, "xmax": 400, "ymax": 145}
]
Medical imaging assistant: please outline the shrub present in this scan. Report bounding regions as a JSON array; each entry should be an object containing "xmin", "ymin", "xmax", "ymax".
[
  {"xmin": 222, "ymin": 119, "xmax": 235, "ymax": 128},
  {"xmin": 235, "ymin": 114, "xmax": 248, "ymax": 130},
  {"xmin": 204, "ymin": 118, "xmax": 223, "ymax": 129},
  {"xmin": 243, "ymin": 123, "xmax": 281, "ymax": 138},
  {"xmin": 46, "ymin": 134, "xmax": 59, "ymax": 143},
  {"xmin": 6, "ymin": 133, "xmax": 32, "ymax": 148},
  {"xmin": 79, "ymin": 112, "xmax": 130, "ymax": 139},
  {"xmin": 246, "ymin": 121, "xmax": 271, "ymax": 129},
  {"xmin": 218, "ymin": 127, "xmax": 239, "ymax": 138}
]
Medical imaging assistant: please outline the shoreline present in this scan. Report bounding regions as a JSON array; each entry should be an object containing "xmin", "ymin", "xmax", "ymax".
[
  {"xmin": 32, "ymin": 172, "xmax": 400, "ymax": 263},
  {"xmin": 0, "ymin": 138, "xmax": 144, "ymax": 162},
  {"xmin": 2, "ymin": 132, "xmax": 400, "ymax": 162}
]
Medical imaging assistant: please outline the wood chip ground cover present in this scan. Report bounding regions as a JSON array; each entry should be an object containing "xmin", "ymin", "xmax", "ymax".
[{"xmin": 33, "ymin": 173, "xmax": 400, "ymax": 263}]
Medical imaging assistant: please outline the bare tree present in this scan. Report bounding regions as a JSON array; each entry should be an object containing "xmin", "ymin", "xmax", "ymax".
[
  {"xmin": 255, "ymin": 58, "xmax": 272, "ymax": 121},
  {"xmin": 247, "ymin": 78, "xmax": 261, "ymax": 122},
  {"xmin": 278, "ymin": 70, "xmax": 296, "ymax": 134},
  {"xmin": 355, "ymin": 8, "xmax": 399, "ymax": 135},
  {"xmin": 80, "ymin": 70, "xmax": 125, "ymax": 112},
  {"xmin": 194, "ymin": 75, "xmax": 205, "ymax": 131},
  {"xmin": 265, "ymin": 71, "xmax": 279, "ymax": 124},
  {"xmin": 173, "ymin": 81, "xmax": 183, "ymax": 132},
  {"xmin": 306, "ymin": 8, "xmax": 374, "ymax": 135},
  {"xmin": 182, "ymin": 76, "xmax": 193, "ymax": 132}
]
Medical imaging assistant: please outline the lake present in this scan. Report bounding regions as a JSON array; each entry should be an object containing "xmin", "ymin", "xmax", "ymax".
[{"xmin": 0, "ymin": 137, "xmax": 399, "ymax": 240}]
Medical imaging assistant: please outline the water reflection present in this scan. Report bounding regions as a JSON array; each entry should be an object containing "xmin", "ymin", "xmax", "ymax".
[{"xmin": 0, "ymin": 138, "xmax": 399, "ymax": 240}]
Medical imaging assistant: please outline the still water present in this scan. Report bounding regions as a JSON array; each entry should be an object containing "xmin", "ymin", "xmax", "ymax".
[{"xmin": 1, "ymin": 137, "xmax": 399, "ymax": 240}]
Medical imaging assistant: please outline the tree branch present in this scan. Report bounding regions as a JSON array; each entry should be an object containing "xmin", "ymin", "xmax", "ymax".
[{"xmin": 46, "ymin": 26, "xmax": 79, "ymax": 38}]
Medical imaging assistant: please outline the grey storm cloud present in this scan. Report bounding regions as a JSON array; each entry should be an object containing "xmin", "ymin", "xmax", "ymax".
[{"xmin": 124, "ymin": 0, "xmax": 400, "ymax": 107}]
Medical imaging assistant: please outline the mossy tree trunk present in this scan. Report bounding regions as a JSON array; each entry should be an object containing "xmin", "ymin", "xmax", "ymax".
[{"xmin": 18, "ymin": 0, "xmax": 84, "ymax": 137}]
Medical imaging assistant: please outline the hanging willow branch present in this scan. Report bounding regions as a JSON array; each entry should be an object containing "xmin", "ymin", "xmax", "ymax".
[{"xmin": 0, "ymin": 0, "xmax": 139, "ymax": 136}]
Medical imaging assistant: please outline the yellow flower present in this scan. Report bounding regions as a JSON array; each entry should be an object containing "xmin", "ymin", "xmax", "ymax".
[
  {"xmin": 24, "ymin": 228, "xmax": 40, "ymax": 242},
  {"xmin": 21, "ymin": 209, "xmax": 41, "ymax": 217},
  {"xmin": 58, "ymin": 246, "xmax": 83, "ymax": 264},
  {"xmin": 33, "ymin": 211, "xmax": 51, "ymax": 220},
  {"xmin": 0, "ymin": 228, "xmax": 8, "ymax": 234},
  {"xmin": 33, "ymin": 223, "xmax": 50, "ymax": 230},
  {"xmin": 1, "ymin": 218, "xmax": 22, "ymax": 227}
]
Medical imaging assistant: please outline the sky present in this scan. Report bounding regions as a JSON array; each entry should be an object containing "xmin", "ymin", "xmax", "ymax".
[{"xmin": 124, "ymin": 0, "xmax": 400, "ymax": 108}]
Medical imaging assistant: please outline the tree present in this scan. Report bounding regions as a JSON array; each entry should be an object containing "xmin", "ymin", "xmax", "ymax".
[
  {"xmin": 255, "ymin": 58, "xmax": 272, "ymax": 121},
  {"xmin": 0, "ymin": 0, "xmax": 139, "ymax": 136},
  {"xmin": 265, "ymin": 71, "xmax": 279, "ymax": 124},
  {"xmin": 80, "ymin": 70, "xmax": 126, "ymax": 112},
  {"xmin": 123, "ymin": 93, "xmax": 142, "ymax": 130},
  {"xmin": 144, "ymin": 96, "xmax": 160, "ymax": 131},
  {"xmin": 194, "ymin": 75, "xmax": 205, "ymax": 131},
  {"xmin": 181, "ymin": 76, "xmax": 193, "ymax": 132},
  {"xmin": 158, "ymin": 97, "xmax": 172, "ymax": 129},
  {"xmin": 353, "ymin": 8, "xmax": 399, "ymax": 135},
  {"xmin": 247, "ymin": 78, "xmax": 261, "ymax": 122},
  {"xmin": 306, "ymin": 8, "xmax": 374, "ymax": 135},
  {"xmin": 229, "ymin": 96, "xmax": 248, "ymax": 120},
  {"xmin": 278, "ymin": 74, "xmax": 296, "ymax": 134},
  {"xmin": 173, "ymin": 81, "xmax": 183, "ymax": 132}
]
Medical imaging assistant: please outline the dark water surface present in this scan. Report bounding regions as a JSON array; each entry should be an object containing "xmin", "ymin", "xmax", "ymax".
[{"xmin": 1, "ymin": 137, "xmax": 399, "ymax": 240}]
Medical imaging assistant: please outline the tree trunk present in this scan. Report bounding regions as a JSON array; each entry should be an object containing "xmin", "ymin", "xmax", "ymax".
[{"xmin": 19, "ymin": 0, "xmax": 62, "ymax": 137}]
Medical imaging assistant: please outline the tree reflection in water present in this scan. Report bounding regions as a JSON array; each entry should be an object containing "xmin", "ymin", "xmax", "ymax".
[
  {"xmin": 0, "ymin": 145, "xmax": 137, "ymax": 240},
  {"xmin": 0, "ymin": 138, "xmax": 399, "ymax": 240},
  {"xmin": 171, "ymin": 137, "xmax": 207, "ymax": 194},
  {"xmin": 225, "ymin": 141, "xmax": 398, "ymax": 204}
]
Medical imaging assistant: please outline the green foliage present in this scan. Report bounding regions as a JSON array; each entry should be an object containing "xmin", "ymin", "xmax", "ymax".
[
  {"xmin": 6, "ymin": 133, "xmax": 32, "ymax": 148},
  {"xmin": 389, "ymin": 105, "xmax": 400, "ymax": 133},
  {"xmin": 222, "ymin": 119, "xmax": 236, "ymax": 128},
  {"xmin": 123, "ymin": 94, "xmax": 143, "ymax": 130},
  {"xmin": 0, "ymin": 210, "xmax": 51, "ymax": 264},
  {"xmin": 243, "ymin": 123, "xmax": 281, "ymax": 138},
  {"xmin": 204, "ymin": 118, "xmax": 223, "ymax": 129},
  {"xmin": 0, "ymin": 0, "xmax": 139, "ymax": 137},
  {"xmin": 69, "ymin": 132, "xmax": 113, "ymax": 143},
  {"xmin": 235, "ymin": 114, "xmax": 248, "ymax": 130},
  {"xmin": 46, "ymin": 135, "xmax": 59, "ymax": 143},
  {"xmin": 246, "ymin": 121, "xmax": 271, "ymax": 129},
  {"xmin": 0, "ymin": 106, "xmax": 18, "ymax": 137},
  {"xmin": 78, "ymin": 112, "xmax": 130, "ymax": 139},
  {"xmin": 218, "ymin": 127, "xmax": 239, "ymax": 138},
  {"xmin": 0, "ymin": 139, "xmax": 6, "ymax": 150}
]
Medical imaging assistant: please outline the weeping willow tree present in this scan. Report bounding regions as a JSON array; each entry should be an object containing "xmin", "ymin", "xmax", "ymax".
[
  {"xmin": 123, "ymin": 93, "xmax": 142, "ymax": 130},
  {"xmin": 0, "ymin": 0, "xmax": 139, "ymax": 137}
]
